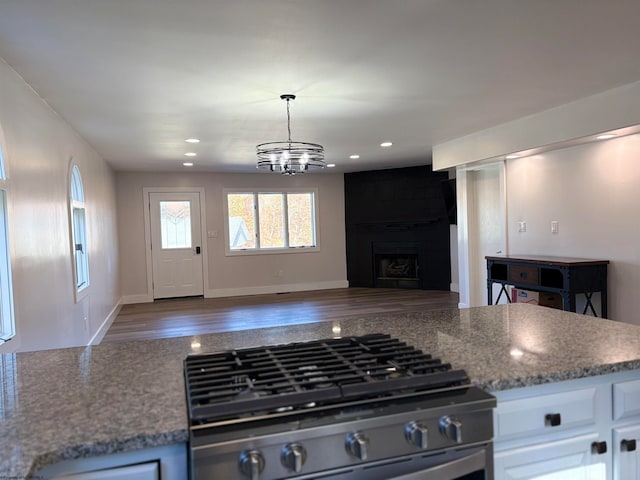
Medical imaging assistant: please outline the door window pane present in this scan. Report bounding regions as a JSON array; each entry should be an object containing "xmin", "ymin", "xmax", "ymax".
[
  {"xmin": 287, "ymin": 193, "xmax": 315, "ymax": 247},
  {"xmin": 258, "ymin": 193, "xmax": 284, "ymax": 248},
  {"xmin": 227, "ymin": 193, "xmax": 256, "ymax": 249},
  {"xmin": 160, "ymin": 201, "xmax": 192, "ymax": 249}
]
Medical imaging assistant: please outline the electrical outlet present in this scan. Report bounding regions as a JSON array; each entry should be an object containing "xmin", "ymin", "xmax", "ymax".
[
  {"xmin": 518, "ymin": 221, "xmax": 526, "ymax": 233},
  {"xmin": 551, "ymin": 221, "xmax": 559, "ymax": 234}
]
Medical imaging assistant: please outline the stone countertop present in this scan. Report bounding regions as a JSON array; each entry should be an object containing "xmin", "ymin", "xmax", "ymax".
[{"xmin": 4, "ymin": 303, "xmax": 640, "ymax": 477}]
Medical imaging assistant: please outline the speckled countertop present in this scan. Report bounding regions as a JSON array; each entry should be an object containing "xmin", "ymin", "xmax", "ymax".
[{"xmin": 4, "ymin": 303, "xmax": 640, "ymax": 478}]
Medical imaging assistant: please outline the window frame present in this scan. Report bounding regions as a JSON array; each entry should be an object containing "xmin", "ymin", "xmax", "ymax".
[
  {"xmin": 0, "ymin": 142, "xmax": 15, "ymax": 345},
  {"xmin": 69, "ymin": 163, "xmax": 90, "ymax": 301},
  {"xmin": 223, "ymin": 188, "xmax": 320, "ymax": 256}
]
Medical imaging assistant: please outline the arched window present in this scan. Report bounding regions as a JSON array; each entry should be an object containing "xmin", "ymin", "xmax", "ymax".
[
  {"xmin": 70, "ymin": 165, "xmax": 89, "ymax": 297},
  {"xmin": 0, "ymin": 140, "xmax": 15, "ymax": 344}
]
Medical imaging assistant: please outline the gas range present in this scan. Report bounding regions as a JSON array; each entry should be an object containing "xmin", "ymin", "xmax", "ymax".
[{"xmin": 184, "ymin": 333, "xmax": 496, "ymax": 480}]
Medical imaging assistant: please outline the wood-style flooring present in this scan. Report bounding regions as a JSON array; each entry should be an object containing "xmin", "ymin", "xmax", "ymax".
[{"xmin": 101, "ymin": 288, "xmax": 459, "ymax": 343}]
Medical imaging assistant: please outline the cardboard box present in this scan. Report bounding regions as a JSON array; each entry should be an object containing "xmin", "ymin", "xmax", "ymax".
[{"xmin": 511, "ymin": 288, "xmax": 539, "ymax": 305}]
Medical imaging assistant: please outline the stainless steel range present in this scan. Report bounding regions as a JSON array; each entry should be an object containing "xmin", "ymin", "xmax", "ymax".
[{"xmin": 184, "ymin": 334, "xmax": 496, "ymax": 480}]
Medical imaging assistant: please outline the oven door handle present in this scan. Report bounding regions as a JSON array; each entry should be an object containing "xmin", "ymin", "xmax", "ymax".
[{"xmin": 388, "ymin": 449, "xmax": 486, "ymax": 480}]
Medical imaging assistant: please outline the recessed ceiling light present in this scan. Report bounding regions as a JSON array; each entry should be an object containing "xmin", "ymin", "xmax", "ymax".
[
  {"xmin": 327, "ymin": 163, "xmax": 336, "ymax": 168},
  {"xmin": 596, "ymin": 134, "xmax": 617, "ymax": 140},
  {"xmin": 185, "ymin": 138, "xmax": 200, "ymax": 143},
  {"xmin": 349, "ymin": 154, "xmax": 360, "ymax": 159},
  {"xmin": 184, "ymin": 152, "xmax": 197, "ymax": 157},
  {"xmin": 183, "ymin": 162, "xmax": 194, "ymax": 167},
  {"xmin": 505, "ymin": 154, "xmax": 520, "ymax": 159},
  {"xmin": 380, "ymin": 142, "xmax": 393, "ymax": 148}
]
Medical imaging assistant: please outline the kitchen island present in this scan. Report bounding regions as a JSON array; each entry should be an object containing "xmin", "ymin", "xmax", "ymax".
[{"xmin": 3, "ymin": 303, "xmax": 640, "ymax": 478}]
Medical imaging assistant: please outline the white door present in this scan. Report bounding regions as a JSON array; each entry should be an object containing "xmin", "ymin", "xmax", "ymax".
[{"xmin": 149, "ymin": 192, "xmax": 204, "ymax": 299}]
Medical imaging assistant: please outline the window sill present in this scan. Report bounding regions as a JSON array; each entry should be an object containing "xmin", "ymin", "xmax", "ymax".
[
  {"xmin": 225, "ymin": 246, "xmax": 320, "ymax": 257},
  {"xmin": 74, "ymin": 284, "xmax": 90, "ymax": 303}
]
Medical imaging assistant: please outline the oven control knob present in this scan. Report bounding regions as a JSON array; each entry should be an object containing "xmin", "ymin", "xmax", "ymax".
[
  {"xmin": 281, "ymin": 443, "xmax": 307, "ymax": 473},
  {"xmin": 439, "ymin": 415, "xmax": 463, "ymax": 443},
  {"xmin": 404, "ymin": 421, "xmax": 429, "ymax": 449},
  {"xmin": 239, "ymin": 449, "xmax": 265, "ymax": 480},
  {"xmin": 345, "ymin": 431, "xmax": 369, "ymax": 460}
]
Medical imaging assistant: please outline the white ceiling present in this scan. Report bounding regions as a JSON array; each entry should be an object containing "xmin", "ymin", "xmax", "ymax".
[{"xmin": 1, "ymin": 0, "xmax": 639, "ymax": 173}]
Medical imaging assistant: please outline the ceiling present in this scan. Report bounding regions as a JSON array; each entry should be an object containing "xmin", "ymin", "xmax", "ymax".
[{"xmin": 1, "ymin": 0, "xmax": 639, "ymax": 174}]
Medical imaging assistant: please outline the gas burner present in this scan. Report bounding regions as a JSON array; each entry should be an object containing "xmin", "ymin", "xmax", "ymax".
[{"xmin": 184, "ymin": 334, "xmax": 470, "ymax": 425}]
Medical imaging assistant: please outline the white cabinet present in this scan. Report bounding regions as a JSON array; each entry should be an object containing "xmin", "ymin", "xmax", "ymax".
[
  {"xmin": 493, "ymin": 370, "xmax": 640, "ymax": 480},
  {"xmin": 37, "ymin": 443, "xmax": 187, "ymax": 480},
  {"xmin": 495, "ymin": 433, "xmax": 607, "ymax": 480},
  {"xmin": 613, "ymin": 424, "xmax": 640, "ymax": 480}
]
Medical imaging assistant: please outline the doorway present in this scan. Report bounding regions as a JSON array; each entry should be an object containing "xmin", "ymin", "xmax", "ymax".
[
  {"xmin": 457, "ymin": 162, "xmax": 507, "ymax": 308},
  {"xmin": 144, "ymin": 189, "xmax": 206, "ymax": 299}
]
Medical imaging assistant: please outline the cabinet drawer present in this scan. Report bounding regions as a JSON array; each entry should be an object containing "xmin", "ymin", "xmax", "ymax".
[
  {"xmin": 613, "ymin": 379, "xmax": 640, "ymax": 420},
  {"xmin": 508, "ymin": 265, "xmax": 539, "ymax": 285},
  {"xmin": 495, "ymin": 387, "xmax": 599, "ymax": 441},
  {"xmin": 494, "ymin": 432, "xmax": 607, "ymax": 480}
]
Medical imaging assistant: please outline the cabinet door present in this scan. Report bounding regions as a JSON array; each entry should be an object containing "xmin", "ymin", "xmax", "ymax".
[
  {"xmin": 56, "ymin": 461, "xmax": 159, "ymax": 480},
  {"xmin": 613, "ymin": 425, "xmax": 640, "ymax": 480},
  {"xmin": 495, "ymin": 433, "xmax": 610, "ymax": 480}
]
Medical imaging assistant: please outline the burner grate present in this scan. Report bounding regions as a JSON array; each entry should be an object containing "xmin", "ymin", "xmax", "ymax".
[{"xmin": 185, "ymin": 334, "xmax": 469, "ymax": 424}]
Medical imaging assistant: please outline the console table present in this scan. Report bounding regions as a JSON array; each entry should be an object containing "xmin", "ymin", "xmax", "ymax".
[{"xmin": 486, "ymin": 255, "xmax": 609, "ymax": 318}]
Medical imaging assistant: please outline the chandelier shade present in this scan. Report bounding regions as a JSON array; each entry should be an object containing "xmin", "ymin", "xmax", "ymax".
[{"xmin": 256, "ymin": 94, "xmax": 325, "ymax": 175}]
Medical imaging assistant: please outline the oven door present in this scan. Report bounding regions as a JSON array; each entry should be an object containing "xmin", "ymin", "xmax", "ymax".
[
  {"xmin": 291, "ymin": 445, "xmax": 492, "ymax": 480},
  {"xmin": 390, "ymin": 448, "xmax": 487, "ymax": 480}
]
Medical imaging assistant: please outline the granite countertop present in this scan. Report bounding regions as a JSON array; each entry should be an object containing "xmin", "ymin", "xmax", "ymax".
[{"xmin": 4, "ymin": 303, "xmax": 640, "ymax": 477}]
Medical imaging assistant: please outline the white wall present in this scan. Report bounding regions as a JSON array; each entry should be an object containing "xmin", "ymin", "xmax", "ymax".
[
  {"xmin": 0, "ymin": 58, "xmax": 120, "ymax": 353},
  {"xmin": 116, "ymin": 171, "xmax": 348, "ymax": 301},
  {"xmin": 506, "ymin": 134, "xmax": 640, "ymax": 323}
]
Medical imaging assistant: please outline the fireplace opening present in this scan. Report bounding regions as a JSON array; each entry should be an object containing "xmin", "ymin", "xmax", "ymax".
[
  {"xmin": 373, "ymin": 250, "xmax": 420, "ymax": 289},
  {"xmin": 376, "ymin": 254, "xmax": 418, "ymax": 280}
]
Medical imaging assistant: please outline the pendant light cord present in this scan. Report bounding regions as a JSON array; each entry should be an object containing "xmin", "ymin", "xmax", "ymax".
[{"xmin": 286, "ymin": 98, "xmax": 292, "ymax": 144}]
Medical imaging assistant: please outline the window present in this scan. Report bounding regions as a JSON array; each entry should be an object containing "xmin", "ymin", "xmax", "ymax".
[
  {"xmin": 0, "ymin": 143, "xmax": 15, "ymax": 344},
  {"xmin": 70, "ymin": 165, "xmax": 89, "ymax": 296},
  {"xmin": 159, "ymin": 201, "xmax": 192, "ymax": 249},
  {"xmin": 225, "ymin": 189, "xmax": 318, "ymax": 253}
]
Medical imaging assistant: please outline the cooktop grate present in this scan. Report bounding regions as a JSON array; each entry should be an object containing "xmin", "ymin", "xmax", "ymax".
[{"xmin": 184, "ymin": 333, "xmax": 469, "ymax": 424}]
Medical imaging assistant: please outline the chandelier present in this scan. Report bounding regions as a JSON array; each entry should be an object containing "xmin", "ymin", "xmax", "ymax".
[{"xmin": 256, "ymin": 94, "xmax": 325, "ymax": 174}]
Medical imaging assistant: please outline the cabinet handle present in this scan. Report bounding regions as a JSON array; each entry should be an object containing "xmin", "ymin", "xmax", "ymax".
[
  {"xmin": 545, "ymin": 413, "xmax": 561, "ymax": 427},
  {"xmin": 592, "ymin": 441, "xmax": 607, "ymax": 455},
  {"xmin": 621, "ymin": 439, "xmax": 637, "ymax": 452}
]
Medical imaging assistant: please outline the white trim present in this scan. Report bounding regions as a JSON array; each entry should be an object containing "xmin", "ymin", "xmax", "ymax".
[
  {"xmin": 205, "ymin": 280, "xmax": 349, "ymax": 298},
  {"xmin": 455, "ymin": 168, "xmax": 470, "ymax": 309},
  {"xmin": 142, "ymin": 187, "xmax": 208, "ymax": 300},
  {"xmin": 88, "ymin": 300, "xmax": 123, "ymax": 345},
  {"xmin": 450, "ymin": 282, "xmax": 459, "ymax": 293},
  {"xmin": 121, "ymin": 293, "xmax": 154, "ymax": 305}
]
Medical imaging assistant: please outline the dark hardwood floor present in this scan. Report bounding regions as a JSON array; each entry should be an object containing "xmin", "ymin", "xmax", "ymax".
[{"xmin": 101, "ymin": 288, "xmax": 459, "ymax": 343}]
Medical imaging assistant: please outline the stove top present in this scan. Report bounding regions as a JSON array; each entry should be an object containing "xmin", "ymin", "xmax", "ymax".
[{"xmin": 184, "ymin": 333, "xmax": 470, "ymax": 425}]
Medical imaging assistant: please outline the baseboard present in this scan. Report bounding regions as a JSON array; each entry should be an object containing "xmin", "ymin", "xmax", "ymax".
[
  {"xmin": 121, "ymin": 293, "xmax": 154, "ymax": 304},
  {"xmin": 89, "ymin": 300, "xmax": 123, "ymax": 345},
  {"xmin": 205, "ymin": 280, "xmax": 349, "ymax": 298},
  {"xmin": 450, "ymin": 282, "xmax": 459, "ymax": 293},
  {"xmin": 458, "ymin": 302, "xmax": 469, "ymax": 309}
]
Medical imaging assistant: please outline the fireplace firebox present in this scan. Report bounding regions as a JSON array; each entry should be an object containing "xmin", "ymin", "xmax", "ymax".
[{"xmin": 373, "ymin": 244, "xmax": 420, "ymax": 289}]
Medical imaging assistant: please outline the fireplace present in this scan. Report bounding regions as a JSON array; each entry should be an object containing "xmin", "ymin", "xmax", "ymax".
[
  {"xmin": 345, "ymin": 166, "xmax": 452, "ymax": 291},
  {"xmin": 373, "ymin": 243, "xmax": 420, "ymax": 289}
]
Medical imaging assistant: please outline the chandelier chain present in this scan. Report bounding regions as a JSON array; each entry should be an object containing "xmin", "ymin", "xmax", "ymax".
[{"xmin": 286, "ymin": 98, "xmax": 292, "ymax": 144}]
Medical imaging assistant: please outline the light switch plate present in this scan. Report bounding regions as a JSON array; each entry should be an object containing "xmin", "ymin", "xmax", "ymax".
[{"xmin": 518, "ymin": 221, "xmax": 526, "ymax": 233}]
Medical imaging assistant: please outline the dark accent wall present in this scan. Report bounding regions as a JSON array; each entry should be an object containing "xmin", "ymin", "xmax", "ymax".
[{"xmin": 344, "ymin": 166, "xmax": 452, "ymax": 290}]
